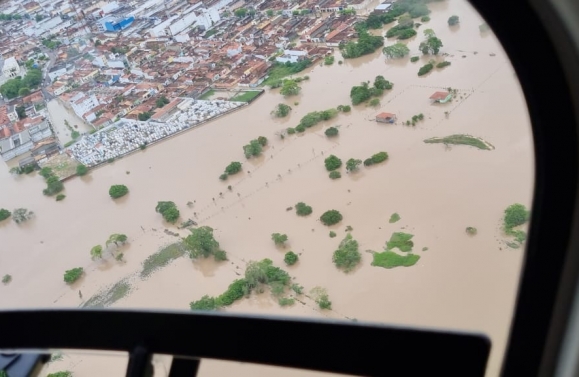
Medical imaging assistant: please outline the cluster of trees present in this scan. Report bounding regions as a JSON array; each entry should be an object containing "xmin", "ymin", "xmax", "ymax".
[
  {"xmin": 243, "ymin": 136, "xmax": 267, "ymax": 158},
  {"xmin": 138, "ymin": 111, "xmax": 154, "ymax": 121},
  {"xmin": 383, "ymin": 43, "xmax": 411, "ymax": 59},
  {"xmin": 436, "ymin": 61, "xmax": 451, "ymax": 68},
  {"xmin": 220, "ymin": 161, "xmax": 242, "ymax": 180},
  {"xmin": 405, "ymin": 113, "xmax": 424, "ymax": 126},
  {"xmin": 234, "ymin": 7, "xmax": 256, "ymax": 17},
  {"xmin": 91, "ymin": 234, "xmax": 128, "ymax": 261},
  {"xmin": 280, "ymin": 79, "xmax": 301, "ymax": 96},
  {"xmin": 340, "ymin": 31, "xmax": 384, "ymax": 59},
  {"xmin": 333, "ymin": 234, "xmax": 362, "ymax": 272},
  {"xmin": 364, "ymin": 151, "xmax": 389, "ymax": 166},
  {"xmin": 0, "ymin": 69, "xmax": 42, "ymax": 99},
  {"xmin": 42, "ymin": 37, "xmax": 61, "ymax": 50},
  {"xmin": 109, "ymin": 184, "xmax": 129, "ymax": 199},
  {"xmin": 385, "ymin": 23, "xmax": 416, "ymax": 40},
  {"xmin": 272, "ymin": 103, "xmax": 292, "ymax": 118},
  {"xmin": 295, "ymin": 202, "xmax": 313, "ymax": 216},
  {"xmin": 350, "ymin": 76, "xmax": 393, "ymax": 105},
  {"xmin": 386, "ymin": 232, "xmax": 415, "ymax": 252},
  {"xmin": 76, "ymin": 164, "xmax": 88, "ymax": 176},
  {"xmin": 357, "ymin": 0, "xmax": 431, "ymax": 31},
  {"xmin": 329, "ymin": 171, "xmax": 341, "ymax": 179},
  {"xmin": 320, "ymin": 210, "xmax": 343, "ymax": 226},
  {"xmin": 0, "ymin": 13, "xmax": 22, "ymax": 21},
  {"xmin": 310, "ymin": 286, "xmax": 332, "ymax": 309},
  {"xmin": 272, "ymin": 233, "xmax": 288, "ymax": 246},
  {"xmin": 324, "ymin": 56, "xmax": 335, "ymax": 65},
  {"xmin": 184, "ymin": 226, "xmax": 227, "ymax": 261},
  {"xmin": 156, "ymin": 201, "xmax": 180, "ymax": 223},
  {"xmin": 63, "ymin": 267, "xmax": 84, "ymax": 284},
  {"xmin": 156, "ymin": 96, "xmax": 170, "ymax": 108},
  {"xmin": 419, "ymin": 29, "xmax": 443, "ymax": 55},
  {"xmin": 290, "ymin": 108, "xmax": 339, "ymax": 134},
  {"xmin": 190, "ymin": 258, "xmax": 292, "ymax": 310},
  {"xmin": 418, "ymin": 62, "xmax": 434, "ymax": 76},
  {"xmin": 337, "ymin": 104, "xmax": 351, "ymax": 112},
  {"xmin": 267, "ymin": 60, "xmax": 312, "ymax": 87},
  {"xmin": 40, "ymin": 167, "xmax": 64, "ymax": 197},
  {"xmin": 325, "ymin": 155, "xmax": 342, "ymax": 171}
]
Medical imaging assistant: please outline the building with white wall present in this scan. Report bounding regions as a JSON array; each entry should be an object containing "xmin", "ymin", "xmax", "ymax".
[
  {"xmin": 70, "ymin": 93, "xmax": 100, "ymax": 119},
  {"xmin": 2, "ymin": 57, "xmax": 20, "ymax": 78}
]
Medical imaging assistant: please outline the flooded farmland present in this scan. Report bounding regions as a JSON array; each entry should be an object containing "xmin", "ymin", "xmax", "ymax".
[{"xmin": 0, "ymin": 1, "xmax": 533, "ymax": 376}]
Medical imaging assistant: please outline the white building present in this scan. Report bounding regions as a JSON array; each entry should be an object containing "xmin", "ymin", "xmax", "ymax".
[
  {"xmin": 70, "ymin": 93, "xmax": 100, "ymax": 119},
  {"xmin": 48, "ymin": 65, "xmax": 67, "ymax": 82},
  {"xmin": 2, "ymin": 57, "xmax": 20, "ymax": 78}
]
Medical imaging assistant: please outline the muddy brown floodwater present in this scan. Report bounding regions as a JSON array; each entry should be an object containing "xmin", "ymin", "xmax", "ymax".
[{"xmin": 0, "ymin": 1, "xmax": 533, "ymax": 376}]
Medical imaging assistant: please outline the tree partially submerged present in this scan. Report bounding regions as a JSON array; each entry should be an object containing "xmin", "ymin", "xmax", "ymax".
[
  {"xmin": 320, "ymin": 210, "xmax": 343, "ymax": 226},
  {"xmin": 310, "ymin": 286, "xmax": 332, "ymax": 309},
  {"xmin": 419, "ymin": 29, "xmax": 443, "ymax": 55},
  {"xmin": 295, "ymin": 202, "xmax": 313, "ymax": 216},
  {"xmin": 272, "ymin": 103, "xmax": 292, "ymax": 117},
  {"xmin": 383, "ymin": 43, "xmax": 410, "ymax": 59},
  {"xmin": 346, "ymin": 158, "xmax": 362, "ymax": 172},
  {"xmin": 271, "ymin": 233, "xmax": 288, "ymax": 246},
  {"xmin": 63, "ymin": 267, "xmax": 84, "ymax": 284},
  {"xmin": 284, "ymin": 251, "xmax": 298, "ymax": 265},
  {"xmin": 184, "ymin": 226, "xmax": 227, "ymax": 261},
  {"xmin": 0, "ymin": 208, "xmax": 11, "ymax": 222},
  {"xmin": 324, "ymin": 155, "xmax": 342, "ymax": 171},
  {"xmin": 109, "ymin": 184, "xmax": 129, "ymax": 199},
  {"xmin": 156, "ymin": 201, "xmax": 180, "ymax": 223},
  {"xmin": 12, "ymin": 208, "xmax": 33, "ymax": 224},
  {"xmin": 91, "ymin": 245, "xmax": 103, "ymax": 260},
  {"xmin": 333, "ymin": 234, "xmax": 361, "ymax": 272}
]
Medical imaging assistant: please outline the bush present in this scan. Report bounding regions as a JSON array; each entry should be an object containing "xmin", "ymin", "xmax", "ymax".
[
  {"xmin": 76, "ymin": 164, "xmax": 88, "ymax": 176},
  {"xmin": 329, "ymin": 171, "xmax": 341, "ymax": 179},
  {"xmin": 311, "ymin": 287, "xmax": 332, "ymax": 310},
  {"xmin": 63, "ymin": 267, "xmax": 83, "ymax": 284},
  {"xmin": 56, "ymin": 194, "xmax": 66, "ymax": 201},
  {"xmin": 219, "ymin": 173, "xmax": 228, "ymax": 181},
  {"xmin": 418, "ymin": 63, "xmax": 434, "ymax": 76},
  {"xmin": 272, "ymin": 233, "xmax": 288, "ymax": 245},
  {"xmin": 448, "ymin": 15, "xmax": 460, "ymax": 25},
  {"xmin": 214, "ymin": 249, "xmax": 228, "ymax": 261},
  {"xmin": 389, "ymin": 213, "xmax": 401, "ymax": 223},
  {"xmin": 324, "ymin": 55, "xmax": 335, "ymax": 65},
  {"xmin": 2, "ymin": 274, "xmax": 12, "ymax": 284},
  {"xmin": 47, "ymin": 372, "xmax": 72, "ymax": 377},
  {"xmin": 325, "ymin": 127, "xmax": 339, "ymax": 137},
  {"xmin": 295, "ymin": 124, "xmax": 306, "ymax": 133},
  {"xmin": 0, "ymin": 208, "xmax": 10, "ymax": 222},
  {"xmin": 436, "ymin": 61, "xmax": 451, "ymax": 68},
  {"xmin": 386, "ymin": 232, "xmax": 414, "ymax": 252},
  {"xmin": 369, "ymin": 98, "xmax": 380, "ymax": 107},
  {"xmin": 287, "ymin": 127, "xmax": 296, "ymax": 134},
  {"xmin": 12, "ymin": 208, "xmax": 33, "ymax": 224},
  {"xmin": 284, "ymin": 251, "xmax": 298, "ymax": 265},
  {"xmin": 346, "ymin": 158, "xmax": 362, "ymax": 172},
  {"xmin": 273, "ymin": 103, "xmax": 292, "ymax": 117},
  {"xmin": 279, "ymin": 297, "xmax": 295, "ymax": 306},
  {"xmin": 364, "ymin": 158, "xmax": 373, "ymax": 166},
  {"xmin": 421, "ymin": 16, "xmax": 430, "ymax": 22},
  {"xmin": 466, "ymin": 227, "xmax": 477, "ymax": 235},
  {"xmin": 324, "ymin": 155, "xmax": 342, "ymax": 171},
  {"xmin": 410, "ymin": 56, "xmax": 419, "ymax": 62},
  {"xmin": 295, "ymin": 202, "xmax": 313, "ymax": 216},
  {"xmin": 190, "ymin": 295, "xmax": 219, "ymax": 310},
  {"xmin": 225, "ymin": 161, "xmax": 242, "ymax": 175},
  {"xmin": 333, "ymin": 234, "xmax": 361, "ymax": 272},
  {"xmin": 371, "ymin": 151, "xmax": 388, "ymax": 164},
  {"xmin": 374, "ymin": 76, "xmax": 393, "ymax": 90},
  {"xmin": 257, "ymin": 136, "xmax": 268, "ymax": 146},
  {"xmin": 372, "ymin": 251, "xmax": 420, "ymax": 268},
  {"xmin": 155, "ymin": 201, "xmax": 180, "ymax": 223},
  {"xmin": 320, "ymin": 210, "xmax": 343, "ymax": 226},
  {"xmin": 109, "ymin": 184, "xmax": 129, "ymax": 199},
  {"xmin": 397, "ymin": 29, "xmax": 417, "ymax": 40},
  {"xmin": 243, "ymin": 139, "xmax": 263, "ymax": 158},
  {"xmin": 329, "ymin": 231, "xmax": 337, "ymax": 238}
]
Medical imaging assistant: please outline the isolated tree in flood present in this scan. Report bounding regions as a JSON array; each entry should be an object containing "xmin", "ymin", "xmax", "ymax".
[
  {"xmin": 272, "ymin": 103, "xmax": 292, "ymax": 117},
  {"xmin": 280, "ymin": 80, "xmax": 301, "ymax": 96},
  {"xmin": 91, "ymin": 245, "xmax": 103, "ymax": 260},
  {"xmin": 184, "ymin": 226, "xmax": 225, "ymax": 259},
  {"xmin": 346, "ymin": 158, "xmax": 362, "ymax": 172},
  {"xmin": 419, "ymin": 29, "xmax": 443, "ymax": 55},
  {"xmin": 107, "ymin": 234, "xmax": 128, "ymax": 247},
  {"xmin": 243, "ymin": 139, "xmax": 263, "ymax": 158},
  {"xmin": 155, "ymin": 201, "xmax": 180, "ymax": 223},
  {"xmin": 382, "ymin": 43, "xmax": 410, "ymax": 59},
  {"xmin": 271, "ymin": 233, "xmax": 288, "ymax": 246}
]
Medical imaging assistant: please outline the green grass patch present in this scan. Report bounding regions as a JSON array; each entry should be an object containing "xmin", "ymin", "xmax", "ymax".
[
  {"xmin": 372, "ymin": 251, "xmax": 420, "ymax": 269},
  {"xmin": 386, "ymin": 232, "xmax": 414, "ymax": 252},
  {"xmin": 424, "ymin": 134, "xmax": 494, "ymax": 150},
  {"xmin": 83, "ymin": 279, "xmax": 131, "ymax": 308},
  {"xmin": 141, "ymin": 242, "xmax": 186, "ymax": 278},
  {"xmin": 199, "ymin": 89, "xmax": 215, "ymax": 100},
  {"xmin": 389, "ymin": 213, "xmax": 401, "ymax": 223},
  {"xmin": 230, "ymin": 91, "xmax": 262, "ymax": 102}
]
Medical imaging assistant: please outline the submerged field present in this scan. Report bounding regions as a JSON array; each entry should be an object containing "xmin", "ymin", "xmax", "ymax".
[{"xmin": 0, "ymin": 1, "xmax": 532, "ymax": 377}]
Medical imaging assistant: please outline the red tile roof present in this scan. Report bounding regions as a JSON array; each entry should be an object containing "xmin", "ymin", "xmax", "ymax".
[{"xmin": 430, "ymin": 91, "xmax": 450, "ymax": 100}]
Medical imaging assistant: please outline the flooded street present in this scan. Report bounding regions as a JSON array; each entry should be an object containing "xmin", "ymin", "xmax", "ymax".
[
  {"xmin": 1, "ymin": 1, "xmax": 533, "ymax": 376},
  {"xmin": 47, "ymin": 98, "xmax": 94, "ymax": 144}
]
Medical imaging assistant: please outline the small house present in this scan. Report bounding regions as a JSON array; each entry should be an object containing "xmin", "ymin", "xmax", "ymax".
[
  {"xmin": 430, "ymin": 91, "xmax": 452, "ymax": 103},
  {"xmin": 376, "ymin": 112, "xmax": 397, "ymax": 123}
]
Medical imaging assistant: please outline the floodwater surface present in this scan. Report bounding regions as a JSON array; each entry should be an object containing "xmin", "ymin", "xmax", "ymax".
[{"xmin": 0, "ymin": 1, "xmax": 533, "ymax": 376}]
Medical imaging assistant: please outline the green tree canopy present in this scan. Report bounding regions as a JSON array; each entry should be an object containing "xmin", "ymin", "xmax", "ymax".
[
  {"xmin": 224, "ymin": 161, "xmax": 242, "ymax": 175},
  {"xmin": 109, "ymin": 185, "xmax": 129, "ymax": 199},
  {"xmin": 324, "ymin": 155, "xmax": 342, "ymax": 171},
  {"xmin": 243, "ymin": 139, "xmax": 263, "ymax": 158},
  {"xmin": 234, "ymin": 8, "xmax": 248, "ymax": 17},
  {"xmin": 155, "ymin": 201, "xmax": 180, "ymax": 223},
  {"xmin": 91, "ymin": 245, "xmax": 103, "ymax": 259},
  {"xmin": 295, "ymin": 202, "xmax": 313, "ymax": 216},
  {"xmin": 320, "ymin": 210, "xmax": 343, "ymax": 226},
  {"xmin": 448, "ymin": 15, "xmax": 460, "ymax": 26},
  {"xmin": 184, "ymin": 226, "xmax": 224, "ymax": 259},
  {"xmin": 383, "ymin": 43, "xmax": 410, "ymax": 59},
  {"xmin": 346, "ymin": 158, "xmax": 362, "ymax": 172},
  {"xmin": 76, "ymin": 164, "xmax": 88, "ymax": 176},
  {"xmin": 280, "ymin": 79, "xmax": 301, "ymax": 96},
  {"xmin": 419, "ymin": 30, "xmax": 443, "ymax": 55},
  {"xmin": 271, "ymin": 233, "xmax": 288, "ymax": 246},
  {"xmin": 63, "ymin": 267, "xmax": 84, "ymax": 284},
  {"xmin": 0, "ymin": 208, "xmax": 11, "ymax": 222},
  {"xmin": 333, "ymin": 234, "xmax": 361, "ymax": 272}
]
